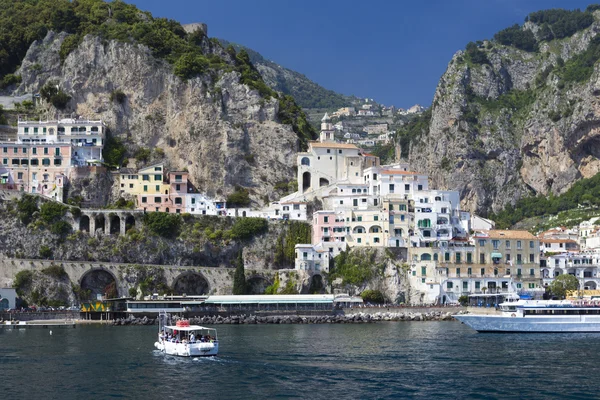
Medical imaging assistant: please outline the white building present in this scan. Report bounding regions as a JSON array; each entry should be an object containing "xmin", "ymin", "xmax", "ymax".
[
  {"xmin": 542, "ymin": 252, "xmax": 600, "ymax": 290},
  {"xmin": 0, "ymin": 287, "xmax": 17, "ymax": 310},
  {"xmin": 185, "ymin": 193, "xmax": 226, "ymax": 215},
  {"xmin": 295, "ymin": 242, "xmax": 346, "ymax": 273}
]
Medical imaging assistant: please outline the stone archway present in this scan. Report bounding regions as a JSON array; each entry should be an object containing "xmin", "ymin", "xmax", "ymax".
[
  {"xmin": 302, "ymin": 171, "xmax": 311, "ymax": 192},
  {"xmin": 79, "ymin": 215, "xmax": 90, "ymax": 232},
  {"xmin": 172, "ymin": 272, "xmax": 210, "ymax": 295},
  {"xmin": 95, "ymin": 214, "xmax": 105, "ymax": 235},
  {"xmin": 109, "ymin": 215, "xmax": 120, "ymax": 235},
  {"xmin": 308, "ymin": 274, "xmax": 325, "ymax": 294},
  {"xmin": 125, "ymin": 214, "xmax": 135, "ymax": 232},
  {"xmin": 247, "ymin": 276, "xmax": 271, "ymax": 294},
  {"xmin": 79, "ymin": 269, "xmax": 118, "ymax": 301}
]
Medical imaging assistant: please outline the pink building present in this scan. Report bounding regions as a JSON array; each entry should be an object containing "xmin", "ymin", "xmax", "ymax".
[{"xmin": 312, "ymin": 210, "xmax": 346, "ymax": 244}]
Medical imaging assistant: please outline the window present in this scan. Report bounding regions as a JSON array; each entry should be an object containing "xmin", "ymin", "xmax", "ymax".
[
  {"xmin": 517, "ymin": 254, "xmax": 522, "ymax": 264},
  {"xmin": 141, "ymin": 197, "xmax": 147, "ymax": 203},
  {"xmin": 463, "ymin": 281, "xmax": 468, "ymax": 290},
  {"xmin": 338, "ymin": 149, "xmax": 342, "ymax": 154},
  {"xmin": 517, "ymin": 241, "xmax": 522, "ymax": 249},
  {"xmin": 475, "ymin": 281, "xmax": 481, "ymax": 289},
  {"xmin": 55, "ymin": 148, "xmax": 60, "ymax": 156},
  {"xmin": 466, "ymin": 253, "xmax": 472, "ymax": 263},
  {"xmin": 389, "ymin": 184, "xmax": 395, "ymax": 193},
  {"xmin": 154, "ymin": 167, "xmax": 162, "ymax": 171},
  {"xmin": 44, "ymin": 147, "xmax": 48, "ymax": 154},
  {"xmin": 421, "ymin": 267, "xmax": 426, "ymax": 276},
  {"xmin": 324, "ymin": 216, "xmax": 329, "ymax": 223},
  {"xmin": 155, "ymin": 185, "xmax": 160, "ymax": 191},
  {"xmin": 480, "ymin": 254, "xmax": 485, "ymax": 264},
  {"xmin": 445, "ymin": 252, "xmax": 450, "ymax": 261},
  {"xmin": 528, "ymin": 283, "xmax": 535, "ymax": 289},
  {"xmin": 478, "ymin": 239, "xmax": 486, "ymax": 246},
  {"xmin": 357, "ymin": 216, "xmax": 362, "ymax": 222},
  {"xmin": 24, "ymin": 128, "xmax": 28, "ymax": 133},
  {"xmin": 30, "ymin": 159, "xmax": 38, "ymax": 166},
  {"xmin": 374, "ymin": 215, "xmax": 379, "ymax": 221},
  {"xmin": 32, "ymin": 148, "xmax": 37, "ymax": 155},
  {"xmin": 517, "ymin": 268, "xmax": 522, "ymax": 276},
  {"xmin": 54, "ymin": 159, "xmax": 61, "ymax": 166},
  {"xmin": 456, "ymin": 253, "xmax": 461, "ymax": 263},
  {"xmin": 418, "ymin": 184, "xmax": 423, "ymax": 191},
  {"xmin": 389, "ymin": 204, "xmax": 394, "ymax": 211},
  {"xmin": 154, "ymin": 197, "xmax": 161, "ymax": 203},
  {"xmin": 447, "ymin": 282, "xmax": 453, "ymax": 289},
  {"xmin": 529, "ymin": 268, "xmax": 535, "ymax": 276},
  {"xmin": 456, "ymin": 268, "xmax": 461, "ymax": 276},
  {"xmin": 143, "ymin": 185, "xmax": 148, "ymax": 192},
  {"xmin": 399, "ymin": 204, "xmax": 406, "ymax": 211},
  {"xmin": 529, "ymin": 241, "xmax": 534, "ymax": 249},
  {"xmin": 22, "ymin": 147, "xmax": 27, "ymax": 153},
  {"xmin": 357, "ymin": 238, "xmax": 362, "ymax": 244},
  {"xmin": 467, "ymin": 267, "xmax": 472, "ymax": 276},
  {"xmin": 175, "ymin": 197, "xmax": 182, "ymax": 205},
  {"xmin": 492, "ymin": 240, "xmax": 499, "ymax": 249},
  {"xmin": 505, "ymin": 240, "xmax": 510, "ymax": 248},
  {"xmin": 529, "ymin": 254, "xmax": 534, "ymax": 263},
  {"xmin": 142, "ymin": 175, "xmax": 149, "ymax": 181},
  {"xmin": 2, "ymin": 147, "xmax": 6, "ymax": 153},
  {"xmin": 175, "ymin": 184, "xmax": 181, "ymax": 191},
  {"xmin": 405, "ymin": 184, "xmax": 410, "ymax": 191},
  {"xmin": 42, "ymin": 158, "xmax": 50, "ymax": 166},
  {"xmin": 129, "ymin": 184, "xmax": 133, "ymax": 189},
  {"xmin": 374, "ymin": 237, "xmax": 380, "ymax": 243},
  {"xmin": 13, "ymin": 147, "xmax": 17, "ymax": 154},
  {"xmin": 154, "ymin": 175, "xmax": 161, "ymax": 181},
  {"xmin": 17, "ymin": 172, "xmax": 23, "ymax": 180},
  {"xmin": 1, "ymin": 158, "xmax": 6, "ymax": 165},
  {"xmin": 480, "ymin": 268, "xmax": 485, "ymax": 276}
]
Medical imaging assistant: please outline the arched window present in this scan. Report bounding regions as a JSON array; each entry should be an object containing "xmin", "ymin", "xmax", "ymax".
[
  {"xmin": 420, "ymin": 253, "xmax": 432, "ymax": 261},
  {"xmin": 301, "ymin": 157, "xmax": 310, "ymax": 166}
]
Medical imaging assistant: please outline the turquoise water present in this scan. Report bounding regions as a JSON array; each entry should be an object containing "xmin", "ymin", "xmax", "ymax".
[{"xmin": 1, "ymin": 322, "xmax": 600, "ymax": 399}]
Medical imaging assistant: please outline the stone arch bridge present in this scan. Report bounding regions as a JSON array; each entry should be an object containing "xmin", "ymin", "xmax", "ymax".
[
  {"xmin": 0, "ymin": 257, "xmax": 283, "ymax": 297},
  {"xmin": 75, "ymin": 209, "xmax": 144, "ymax": 237}
]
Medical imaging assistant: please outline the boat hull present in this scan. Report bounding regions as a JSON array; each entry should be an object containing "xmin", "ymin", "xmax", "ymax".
[
  {"xmin": 454, "ymin": 314, "xmax": 600, "ymax": 333},
  {"xmin": 154, "ymin": 340, "xmax": 219, "ymax": 357}
]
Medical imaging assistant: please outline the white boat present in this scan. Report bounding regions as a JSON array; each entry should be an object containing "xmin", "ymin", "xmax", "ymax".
[
  {"xmin": 454, "ymin": 298, "xmax": 600, "ymax": 333},
  {"xmin": 154, "ymin": 311, "xmax": 218, "ymax": 357}
]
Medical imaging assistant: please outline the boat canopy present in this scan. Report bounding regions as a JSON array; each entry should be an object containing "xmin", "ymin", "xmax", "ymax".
[{"xmin": 164, "ymin": 325, "xmax": 215, "ymax": 331}]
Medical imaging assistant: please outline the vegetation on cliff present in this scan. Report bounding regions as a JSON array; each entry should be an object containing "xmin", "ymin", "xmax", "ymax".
[
  {"xmin": 273, "ymin": 221, "xmax": 312, "ymax": 267},
  {"xmin": 396, "ymin": 109, "xmax": 431, "ymax": 158},
  {"xmin": 489, "ymin": 171, "xmax": 600, "ymax": 229},
  {"xmin": 330, "ymin": 249, "xmax": 384, "ymax": 286}
]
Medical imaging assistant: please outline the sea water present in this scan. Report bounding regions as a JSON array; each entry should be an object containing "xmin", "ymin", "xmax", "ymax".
[{"xmin": 1, "ymin": 322, "xmax": 600, "ymax": 399}]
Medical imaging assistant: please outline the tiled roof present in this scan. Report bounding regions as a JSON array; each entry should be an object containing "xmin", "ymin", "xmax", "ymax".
[
  {"xmin": 309, "ymin": 141, "xmax": 359, "ymax": 149},
  {"xmin": 477, "ymin": 230, "xmax": 537, "ymax": 240}
]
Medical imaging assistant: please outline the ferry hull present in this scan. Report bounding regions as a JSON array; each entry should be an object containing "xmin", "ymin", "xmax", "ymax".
[
  {"xmin": 454, "ymin": 314, "xmax": 600, "ymax": 333},
  {"xmin": 154, "ymin": 340, "xmax": 219, "ymax": 357}
]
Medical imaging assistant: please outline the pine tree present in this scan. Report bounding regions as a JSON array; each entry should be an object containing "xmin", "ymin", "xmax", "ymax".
[{"xmin": 232, "ymin": 251, "xmax": 246, "ymax": 295}]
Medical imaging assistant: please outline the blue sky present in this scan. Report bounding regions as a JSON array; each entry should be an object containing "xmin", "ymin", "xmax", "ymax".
[{"xmin": 129, "ymin": 0, "xmax": 593, "ymax": 108}]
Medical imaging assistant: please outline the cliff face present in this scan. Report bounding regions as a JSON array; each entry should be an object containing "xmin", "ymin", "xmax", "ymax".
[
  {"xmin": 408, "ymin": 15, "xmax": 600, "ymax": 214},
  {"xmin": 16, "ymin": 32, "xmax": 300, "ymax": 205}
]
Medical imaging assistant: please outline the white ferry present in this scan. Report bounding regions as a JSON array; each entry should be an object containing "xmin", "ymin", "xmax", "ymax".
[
  {"xmin": 154, "ymin": 311, "xmax": 218, "ymax": 357},
  {"xmin": 454, "ymin": 299, "xmax": 600, "ymax": 333}
]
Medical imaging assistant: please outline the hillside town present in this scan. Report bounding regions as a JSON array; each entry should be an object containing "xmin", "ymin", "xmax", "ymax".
[{"xmin": 2, "ymin": 114, "xmax": 600, "ymax": 306}]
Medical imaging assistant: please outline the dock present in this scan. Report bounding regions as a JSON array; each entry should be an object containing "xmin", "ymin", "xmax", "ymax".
[{"xmin": 1, "ymin": 320, "xmax": 76, "ymax": 329}]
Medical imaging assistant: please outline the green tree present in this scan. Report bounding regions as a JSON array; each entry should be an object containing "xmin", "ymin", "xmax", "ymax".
[
  {"xmin": 16, "ymin": 194, "xmax": 39, "ymax": 224},
  {"xmin": 232, "ymin": 251, "xmax": 246, "ymax": 295},
  {"xmin": 549, "ymin": 274, "xmax": 579, "ymax": 299},
  {"xmin": 143, "ymin": 212, "xmax": 181, "ymax": 238},
  {"xmin": 361, "ymin": 289, "xmax": 386, "ymax": 304}
]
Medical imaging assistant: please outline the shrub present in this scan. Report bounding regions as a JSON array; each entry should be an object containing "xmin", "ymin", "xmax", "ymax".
[
  {"xmin": 232, "ymin": 251, "xmax": 247, "ymax": 295},
  {"xmin": 59, "ymin": 34, "xmax": 81, "ymax": 63},
  {"xmin": 39, "ymin": 202, "xmax": 68, "ymax": 224},
  {"xmin": 143, "ymin": 212, "xmax": 182, "ymax": 238},
  {"xmin": 13, "ymin": 270, "xmax": 33, "ymax": 295},
  {"xmin": 103, "ymin": 135, "xmax": 127, "ymax": 167},
  {"xmin": 39, "ymin": 245, "xmax": 53, "ymax": 259},
  {"xmin": 42, "ymin": 264, "xmax": 68, "ymax": 279},
  {"xmin": 173, "ymin": 52, "xmax": 209, "ymax": 79},
  {"xmin": 465, "ymin": 42, "xmax": 489, "ymax": 65},
  {"xmin": 226, "ymin": 187, "xmax": 251, "ymax": 207},
  {"xmin": 361, "ymin": 290, "xmax": 386, "ymax": 304},
  {"xmin": 134, "ymin": 147, "xmax": 151, "ymax": 163},
  {"xmin": 109, "ymin": 89, "xmax": 126, "ymax": 104},
  {"xmin": 16, "ymin": 194, "xmax": 39, "ymax": 224},
  {"xmin": 40, "ymin": 80, "xmax": 71, "ymax": 109},
  {"xmin": 494, "ymin": 24, "xmax": 538, "ymax": 52},
  {"xmin": 1, "ymin": 73, "xmax": 21, "ymax": 89},
  {"xmin": 230, "ymin": 217, "xmax": 268, "ymax": 240},
  {"xmin": 50, "ymin": 220, "xmax": 72, "ymax": 236}
]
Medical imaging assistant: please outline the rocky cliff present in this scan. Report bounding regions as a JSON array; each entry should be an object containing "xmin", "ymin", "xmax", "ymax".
[
  {"xmin": 408, "ymin": 8, "xmax": 600, "ymax": 215},
  {"xmin": 14, "ymin": 31, "xmax": 305, "ymax": 206}
]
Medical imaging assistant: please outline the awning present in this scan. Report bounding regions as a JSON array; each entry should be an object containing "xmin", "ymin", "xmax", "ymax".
[{"xmin": 491, "ymin": 252, "xmax": 503, "ymax": 258}]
